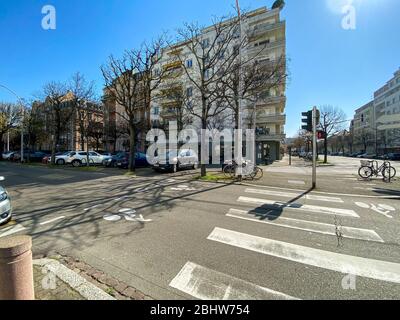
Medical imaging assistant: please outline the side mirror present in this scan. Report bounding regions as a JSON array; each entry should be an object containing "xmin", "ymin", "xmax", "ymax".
[{"xmin": 0, "ymin": 176, "xmax": 4, "ymax": 181}]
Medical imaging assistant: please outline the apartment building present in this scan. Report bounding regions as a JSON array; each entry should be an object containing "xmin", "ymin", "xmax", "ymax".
[
  {"xmin": 151, "ymin": 6, "xmax": 286, "ymax": 163},
  {"xmin": 351, "ymin": 68, "xmax": 400, "ymax": 154},
  {"xmin": 33, "ymin": 92, "xmax": 104, "ymax": 152},
  {"xmin": 351, "ymin": 101, "xmax": 375, "ymax": 153},
  {"xmin": 105, "ymin": 6, "xmax": 287, "ymax": 162},
  {"xmin": 374, "ymin": 68, "xmax": 400, "ymax": 153}
]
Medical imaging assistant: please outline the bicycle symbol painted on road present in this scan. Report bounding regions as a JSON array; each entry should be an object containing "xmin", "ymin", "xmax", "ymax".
[
  {"xmin": 355, "ymin": 202, "xmax": 395, "ymax": 219},
  {"xmin": 103, "ymin": 208, "xmax": 152, "ymax": 223}
]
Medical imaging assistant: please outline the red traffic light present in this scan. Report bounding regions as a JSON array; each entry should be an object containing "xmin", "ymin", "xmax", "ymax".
[{"xmin": 317, "ymin": 131, "xmax": 326, "ymax": 140}]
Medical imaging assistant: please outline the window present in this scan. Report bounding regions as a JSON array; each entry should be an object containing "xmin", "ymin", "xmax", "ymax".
[
  {"xmin": 186, "ymin": 87, "xmax": 193, "ymax": 97},
  {"xmin": 154, "ymin": 68, "xmax": 161, "ymax": 77},
  {"xmin": 153, "ymin": 107, "xmax": 160, "ymax": 115},
  {"xmin": 204, "ymin": 69, "xmax": 210, "ymax": 79},
  {"xmin": 201, "ymin": 38, "xmax": 210, "ymax": 49},
  {"xmin": 186, "ymin": 59, "xmax": 193, "ymax": 68}
]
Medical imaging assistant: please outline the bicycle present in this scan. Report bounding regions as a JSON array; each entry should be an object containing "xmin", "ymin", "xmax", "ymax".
[
  {"xmin": 223, "ymin": 160, "xmax": 263, "ymax": 180},
  {"xmin": 358, "ymin": 160, "xmax": 396, "ymax": 180}
]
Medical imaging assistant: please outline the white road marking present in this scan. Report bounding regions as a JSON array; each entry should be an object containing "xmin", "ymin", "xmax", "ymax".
[
  {"xmin": 237, "ymin": 196, "xmax": 360, "ymax": 218},
  {"xmin": 170, "ymin": 261, "xmax": 298, "ymax": 300},
  {"xmin": 0, "ymin": 224, "xmax": 26, "ymax": 238},
  {"xmin": 208, "ymin": 228, "xmax": 400, "ymax": 284},
  {"xmin": 103, "ymin": 214, "xmax": 121, "ymax": 221},
  {"xmin": 39, "ymin": 216, "xmax": 65, "ymax": 226},
  {"xmin": 353, "ymin": 187, "xmax": 375, "ymax": 191},
  {"xmin": 245, "ymin": 188, "xmax": 344, "ymax": 203},
  {"xmin": 119, "ymin": 208, "xmax": 136, "ymax": 214},
  {"xmin": 288, "ymin": 180, "xmax": 305, "ymax": 185},
  {"xmin": 84, "ymin": 205, "xmax": 101, "ymax": 211},
  {"xmin": 241, "ymin": 183, "xmax": 400, "ymax": 199},
  {"xmin": 227, "ymin": 209, "xmax": 383, "ymax": 243},
  {"xmin": 355, "ymin": 202, "xmax": 394, "ymax": 219}
]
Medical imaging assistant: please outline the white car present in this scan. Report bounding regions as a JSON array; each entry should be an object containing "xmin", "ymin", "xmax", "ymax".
[
  {"xmin": 2, "ymin": 152, "xmax": 15, "ymax": 160},
  {"xmin": 49, "ymin": 151, "xmax": 74, "ymax": 165},
  {"xmin": 67, "ymin": 151, "xmax": 105, "ymax": 167},
  {"xmin": 0, "ymin": 176, "xmax": 12, "ymax": 225}
]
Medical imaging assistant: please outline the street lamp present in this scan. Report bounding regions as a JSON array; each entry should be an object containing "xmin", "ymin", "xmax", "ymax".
[{"xmin": 0, "ymin": 84, "xmax": 25, "ymax": 162}]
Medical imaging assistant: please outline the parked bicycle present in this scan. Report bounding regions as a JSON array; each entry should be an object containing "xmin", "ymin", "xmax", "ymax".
[
  {"xmin": 223, "ymin": 159, "xmax": 264, "ymax": 180},
  {"xmin": 358, "ymin": 160, "xmax": 396, "ymax": 180}
]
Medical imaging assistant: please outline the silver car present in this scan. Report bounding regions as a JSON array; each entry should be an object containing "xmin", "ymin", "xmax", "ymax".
[{"xmin": 0, "ymin": 176, "xmax": 12, "ymax": 225}]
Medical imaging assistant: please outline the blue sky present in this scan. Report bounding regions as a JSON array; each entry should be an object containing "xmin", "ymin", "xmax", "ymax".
[{"xmin": 0, "ymin": 0, "xmax": 399, "ymax": 137}]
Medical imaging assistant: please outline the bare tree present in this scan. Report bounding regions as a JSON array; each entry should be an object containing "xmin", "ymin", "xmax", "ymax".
[
  {"xmin": 69, "ymin": 72, "xmax": 98, "ymax": 166},
  {"xmin": 354, "ymin": 128, "xmax": 373, "ymax": 153},
  {"xmin": 101, "ymin": 37, "xmax": 168, "ymax": 173},
  {"xmin": 0, "ymin": 102, "xmax": 23, "ymax": 159},
  {"xmin": 170, "ymin": 17, "xmax": 247, "ymax": 176},
  {"xmin": 22, "ymin": 104, "xmax": 46, "ymax": 160},
  {"xmin": 318, "ymin": 105, "xmax": 347, "ymax": 163},
  {"xmin": 41, "ymin": 82, "xmax": 74, "ymax": 164}
]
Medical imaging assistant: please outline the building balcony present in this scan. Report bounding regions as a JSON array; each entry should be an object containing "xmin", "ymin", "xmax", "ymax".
[
  {"xmin": 257, "ymin": 96, "xmax": 286, "ymax": 106},
  {"xmin": 256, "ymin": 114, "xmax": 286, "ymax": 124},
  {"xmin": 256, "ymin": 133, "xmax": 286, "ymax": 142},
  {"xmin": 248, "ymin": 21, "xmax": 285, "ymax": 38},
  {"xmin": 247, "ymin": 39, "xmax": 285, "ymax": 56},
  {"xmin": 160, "ymin": 108, "xmax": 177, "ymax": 119}
]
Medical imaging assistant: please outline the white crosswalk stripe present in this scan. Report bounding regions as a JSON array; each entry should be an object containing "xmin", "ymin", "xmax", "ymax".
[
  {"xmin": 245, "ymin": 188, "xmax": 344, "ymax": 203},
  {"xmin": 237, "ymin": 196, "xmax": 360, "ymax": 218},
  {"xmin": 207, "ymin": 228, "xmax": 400, "ymax": 284},
  {"xmin": 227, "ymin": 209, "xmax": 384, "ymax": 243},
  {"xmin": 170, "ymin": 261, "xmax": 298, "ymax": 300}
]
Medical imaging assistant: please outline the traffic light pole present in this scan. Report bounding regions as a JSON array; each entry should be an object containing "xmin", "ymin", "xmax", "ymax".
[{"xmin": 312, "ymin": 106, "xmax": 317, "ymax": 189}]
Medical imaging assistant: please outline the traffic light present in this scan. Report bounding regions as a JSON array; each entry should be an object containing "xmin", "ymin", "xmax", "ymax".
[
  {"xmin": 302, "ymin": 111, "xmax": 312, "ymax": 132},
  {"xmin": 317, "ymin": 130, "xmax": 326, "ymax": 140}
]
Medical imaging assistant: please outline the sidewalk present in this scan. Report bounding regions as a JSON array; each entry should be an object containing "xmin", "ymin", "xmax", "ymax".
[
  {"xmin": 33, "ymin": 258, "xmax": 115, "ymax": 300},
  {"xmin": 33, "ymin": 264, "xmax": 84, "ymax": 300}
]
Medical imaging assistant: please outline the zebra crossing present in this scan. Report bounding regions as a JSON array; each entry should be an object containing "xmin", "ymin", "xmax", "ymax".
[{"xmin": 169, "ymin": 186, "xmax": 399, "ymax": 300}]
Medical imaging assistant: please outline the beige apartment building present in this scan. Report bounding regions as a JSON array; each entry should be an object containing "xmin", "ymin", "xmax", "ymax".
[
  {"xmin": 351, "ymin": 68, "xmax": 400, "ymax": 154},
  {"xmin": 106, "ymin": 6, "xmax": 287, "ymax": 163},
  {"xmin": 151, "ymin": 6, "xmax": 286, "ymax": 163}
]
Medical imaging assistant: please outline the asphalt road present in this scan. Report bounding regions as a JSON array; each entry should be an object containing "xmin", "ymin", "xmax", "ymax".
[{"xmin": 1, "ymin": 160, "xmax": 400, "ymax": 300}]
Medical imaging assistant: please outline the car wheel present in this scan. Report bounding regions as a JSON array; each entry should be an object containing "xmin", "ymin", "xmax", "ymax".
[
  {"xmin": 72, "ymin": 160, "xmax": 81, "ymax": 167},
  {"xmin": 57, "ymin": 159, "xmax": 65, "ymax": 165}
]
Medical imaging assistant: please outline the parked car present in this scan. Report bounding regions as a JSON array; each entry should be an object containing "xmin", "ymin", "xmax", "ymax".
[
  {"xmin": 387, "ymin": 153, "xmax": 400, "ymax": 161},
  {"xmin": 0, "ymin": 176, "xmax": 12, "ymax": 225},
  {"xmin": 25, "ymin": 151, "xmax": 48, "ymax": 162},
  {"xmin": 152, "ymin": 149, "xmax": 198, "ymax": 173},
  {"xmin": 1, "ymin": 151, "xmax": 15, "ymax": 160},
  {"xmin": 115, "ymin": 152, "xmax": 149, "ymax": 169},
  {"xmin": 100, "ymin": 152, "xmax": 118, "ymax": 165},
  {"xmin": 67, "ymin": 151, "xmax": 105, "ymax": 167},
  {"xmin": 46, "ymin": 151, "xmax": 73, "ymax": 165},
  {"xmin": 103, "ymin": 152, "xmax": 127, "ymax": 167}
]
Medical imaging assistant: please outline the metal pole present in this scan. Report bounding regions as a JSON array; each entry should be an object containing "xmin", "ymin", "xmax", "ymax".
[
  {"xmin": 20, "ymin": 107, "xmax": 24, "ymax": 163},
  {"xmin": 7, "ymin": 131, "xmax": 10, "ymax": 152},
  {"xmin": 236, "ymin": 3, "xmax": 243, "ymax": 181},
  {"xmin": 312, "ymin": 106, "xmax": 317, "ymax": 189}
]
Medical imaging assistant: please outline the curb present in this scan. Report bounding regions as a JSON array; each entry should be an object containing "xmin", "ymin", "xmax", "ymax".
[{"xmin": 33, "ymin": 258, "xmax": 115, "ymax": 300}]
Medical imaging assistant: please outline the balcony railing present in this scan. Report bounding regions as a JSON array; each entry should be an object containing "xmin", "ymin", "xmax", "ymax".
[
  {"xmin": 256, "ymin": 133, "xmax": 286, "ymax": 142},
  {"xmin": 247, "ymin": 39, "xmax": 285, "ymax": 56},
  {"xmin": 248, "ymin": 21, "xmax": 285, "ymax": 38},
  {"xmin": 256, "ymin": 114, "xmax": 286, "ymax": 124}
]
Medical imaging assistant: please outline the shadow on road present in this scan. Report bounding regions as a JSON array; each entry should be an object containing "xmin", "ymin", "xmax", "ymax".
[{"xmin": 244, "ymin": 187, "xmax": 315, "ymax": 222}]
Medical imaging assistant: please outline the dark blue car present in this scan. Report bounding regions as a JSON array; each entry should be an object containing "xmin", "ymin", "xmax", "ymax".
[{"xmin": 106, "ymin": 152, "xmax": 148, "ymax": 169}]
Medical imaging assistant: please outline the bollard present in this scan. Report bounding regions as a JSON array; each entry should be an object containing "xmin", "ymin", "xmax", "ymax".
[{"xmin": 0, "ymin": 235, "xmax": 34, "ymax": 300}]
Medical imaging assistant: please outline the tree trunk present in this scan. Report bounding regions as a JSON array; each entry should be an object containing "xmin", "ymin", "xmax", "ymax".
[
  {"xmin": 0, "ymin": 133, "xmax": 4, "ymax": 160},
  {"xmin": 128, "ymin": 122, "xmax": 136, "ymax": 173},
  {"xmin": 51, "ymin": 134, "xmax": 57, "ymax": 165},
  {"xmin": 324, "ymin": 134, "xmax": 328, "ymax": 164}
]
